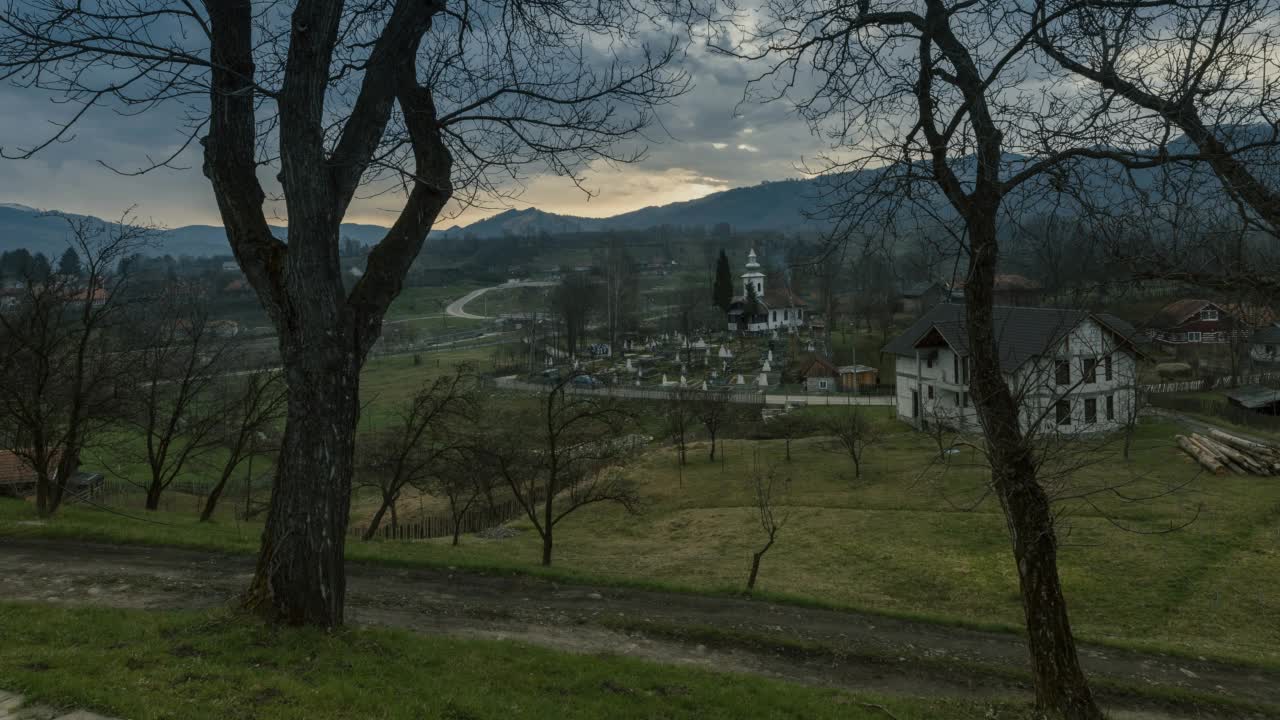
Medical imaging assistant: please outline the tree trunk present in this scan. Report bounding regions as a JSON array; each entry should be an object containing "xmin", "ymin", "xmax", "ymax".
[
  {"xmin": 245, "ymin": 337, "xmax": 360, "ymax": 627},
  {"xmin": 541, "ymin": 526, "xmax": 553, "ymax": 566},
  {"xmin": 201, "ymin": 457, "xmax": 242, "ymax": 522},
  {"xmin": 746, "ymin": 551, "xmax": 763, "ymax": 590},
  {"xmin": 997, "ymin": 455, "xmax": 1101, "ymax": 719},
  {"xmin": 35, "ymin": 471, "xmax": 51, "ymax": 518},
  {"xmin": 965, "ymin": 212, "xmax": 1102, "ymax": 720},
  {"xmin": 708, "ymin": 434, "xmax": 717, "ymax": 462},
  {"xmin": 363, "ymin": 498, "xmax": 392, "ymax": 541},
  {"xmin": 144, "ymin": 480, "xmax": 163, "ymax": 511}
]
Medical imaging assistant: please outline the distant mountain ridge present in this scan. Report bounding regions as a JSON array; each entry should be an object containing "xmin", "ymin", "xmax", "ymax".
[{"xmin": 3, "ymin": 126, "xmax": 1270, "ymax": 256}]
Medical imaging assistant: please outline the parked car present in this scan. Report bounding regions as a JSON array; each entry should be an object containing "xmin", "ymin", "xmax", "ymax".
[{"xmin": 571, "ymin": 374, "xmax": 604, "ymax": 388}]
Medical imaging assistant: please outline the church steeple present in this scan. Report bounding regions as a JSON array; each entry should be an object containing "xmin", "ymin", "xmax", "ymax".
[{"xmin": 742, "ymin": 248, "xmax": 765, "ymax": 297}]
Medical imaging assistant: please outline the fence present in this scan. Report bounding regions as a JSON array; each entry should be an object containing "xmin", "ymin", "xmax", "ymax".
[
  {"xmin": 491, "ymin": 377, "xmax": 898, "ymax": 407},
  {"xmin": 1147, "ymin": 393, "xmax": 1280, "ymax": 432},
  {"xmin": 349, "ymin": 498, "xmax": 526, "ymax": 541},
  {"xmin": 1141, "ymin": 370, "xmax": 1280, "ymax": 395}
]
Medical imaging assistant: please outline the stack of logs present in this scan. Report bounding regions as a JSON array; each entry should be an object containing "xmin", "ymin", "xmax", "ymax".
[{"xmin": 1175, "ymin": 429, "xmax": 1280, "ymax": 476}]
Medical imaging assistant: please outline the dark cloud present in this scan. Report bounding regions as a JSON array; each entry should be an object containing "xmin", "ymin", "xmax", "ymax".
[{"xmin": 0, "ymin": 40, "xmax": 821, "ymax": 230}]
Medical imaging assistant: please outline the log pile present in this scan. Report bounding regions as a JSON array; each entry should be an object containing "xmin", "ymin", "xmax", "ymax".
[{"xmin": 1175, "ymin": 429, "xmax": 1280, "ymax": 476}]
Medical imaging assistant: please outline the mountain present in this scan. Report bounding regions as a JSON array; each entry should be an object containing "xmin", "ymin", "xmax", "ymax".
[
  {"xmin": 435, "ymin": 178, "xmax": 825, "ymax": 239},
  {"xmin": 0, "ymin": 204, "xmax": 392, "ymax": 259}
]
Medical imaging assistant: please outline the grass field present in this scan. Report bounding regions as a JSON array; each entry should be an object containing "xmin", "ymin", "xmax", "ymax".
[
  {"xmin": 0, "ymin": 603, "xmax": 1002, "ymax": 720},
  {"xmin": 384, "ymin": 282, "xmax": 484, "ymax": 321},
  {"xmin": 7, "ymin": 408, "xmax": 1279, "ymax": 669}
]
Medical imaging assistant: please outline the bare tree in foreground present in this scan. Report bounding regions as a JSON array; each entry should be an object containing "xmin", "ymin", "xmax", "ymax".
[
  {"xmin": 200, "ymin": 368, "xmax": 287, "ymax": 522},
  {"xmin": 745, "ymin": 448, "xmax": 788, "ymax": 591},
  {"xmin": 433, "ymin": 447, "xmax": 493, "ymax": 546},
  {"xmin": 823, "ymin": 406, "xmax": 883, "ymax": 481},
  {"xmin": 485, "ymin": 377, "xmax": 642, "ymax": 566},
  {"xmin": 0, "ymin": 0, "xmax": 688, "ymax": 625},
  {"xmin": 0, "ymin": 213, "xmax": 147, "ymax": 516}
]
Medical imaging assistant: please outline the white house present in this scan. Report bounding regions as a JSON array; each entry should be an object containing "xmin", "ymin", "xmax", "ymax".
[
  {"xmin": 883, "ymin": 304, "xmax": 1142, "ymax": 435},
  {"xmin": 726, "ymin": 249, "xmax": 806, "ymax": 333}
]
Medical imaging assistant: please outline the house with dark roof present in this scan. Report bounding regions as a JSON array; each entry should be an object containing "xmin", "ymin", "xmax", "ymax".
[
  {"xmin": 1144, "ymin": 299, "xmax": 1274, "ymax": 346},
  {"xmin": 899, "ymin": 281, "xmax": 945, "ymax": 316},
  {"xmin": 882, "ymin": 304, "xmax": 1141, "ymax": 434},
  {"xmin": 1249, "ymin": 323, "xmax": 1280, "ymax": 363},
  {"xmin": 726, "ymin": 249, "xmax": 806, "ymax": 333}
]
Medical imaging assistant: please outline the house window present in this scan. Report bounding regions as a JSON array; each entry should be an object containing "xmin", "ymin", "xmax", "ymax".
[
  {"xmin": 1106, "ymin": 394, "xmax": 1115, "ymax": 421},
  {"xmin": 1056, "ymin": 399, "xmax": 1071, "ymax": 425},
  {"xmin": 953, "ymin": 354, "xmax": 959, "ymax": 383},
  {"xmin": 1187, "ymin": 331, "xmax": 1202, "ymax": 342},
  {"xmin": 1055, "ymin": 359, "xmax": 1070, "ymax": 385},
  {"xmin": 772, "ymin": 311, "xmax": 777, "ymax": 323},
  {"xmin": 927, "ymin": 385, "xmax": 935, "ymax": 399},
  {"xmin": 818, "ymin": 379, "xmax": 828, "ymax": 390},
  {"xmin": 961, "ymin": 357, "xmax": 970, "ymax": 384},
  {"xmin": 1082, "ymin": 358, "xmax": 1098, "ymax": 384},
  {"xmin": 1201, "ymin": 308, "xmax": 1218, "ymax": 321},
  {"xmin": 961, "ymin": 392, "xmax": 969, "ymax": 408},
  {"xmin": 1084, "ymin": 398, "xmax": 1097, "ymax": 424},
  {"xmin": 926, "ymin": 355, "xmax": 934, "ymax": 369},
  {"xmin": 1104, "ymin": 356, "xmax": 1113, "ymax": 381}
]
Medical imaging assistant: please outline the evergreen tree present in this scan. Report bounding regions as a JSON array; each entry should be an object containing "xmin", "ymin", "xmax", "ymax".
[
  {"xmin": 57, "ymin": 247, "xmax": 82, "ymax": 277},
  {"xmin": 29, "ymin": 253, "xmax": 52, "ymax": 282},
  {"xmin": 713, "ymin": 249, "xmax": 733, "ymax": 312}
]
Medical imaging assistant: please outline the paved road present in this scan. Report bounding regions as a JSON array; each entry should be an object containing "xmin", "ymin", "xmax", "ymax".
[
  {"xmin": 445, "ymin": 281, "xmax": 553, "ymax": 321},
  {"xmin": 0, "ymin": 539, "xmax": 1274, "ymax": 718}
]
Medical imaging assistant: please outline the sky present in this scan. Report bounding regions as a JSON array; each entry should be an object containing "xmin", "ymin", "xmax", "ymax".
[{"xmin": 0, "ymin": 34, "xmax": 824, "ymax": 232}]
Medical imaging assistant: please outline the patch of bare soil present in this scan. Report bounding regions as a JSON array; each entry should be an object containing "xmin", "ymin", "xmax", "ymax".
[{"xmin": 0, "ymin": 539, "xmax": 1275, "ymax": 719}]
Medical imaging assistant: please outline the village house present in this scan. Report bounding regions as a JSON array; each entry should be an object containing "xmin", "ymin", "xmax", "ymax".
[
  {"xmin": 1250, "ymin": 323, "xmax": 1280, "ymax": 363},
  {"xmin": 726, "ymin": 249, "xmax": 806, "ymax": 333},
  {"xmin": 883, "ymin": 304, "xmax": 1140, "ymax": 434},
  {"xmin": 898, "ymin": 281, "xmax": 945, "ymax": 316},
  {"xmin": 1144, "ymin": 299, "xmax": 1275, "ymax": 346}
]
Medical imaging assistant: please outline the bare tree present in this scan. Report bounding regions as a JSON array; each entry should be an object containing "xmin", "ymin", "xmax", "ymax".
[
  {"xmin": 550, "ymin": 273, "xmax": 598, "ymax": 358},
  {"xmin": 701, "ymin": 2, "xmax": 1203, "ymax": 713},
  {"xmin": 484, "ymin": 376, "xmax": 642, "ymax": 566},
  {"xmin": 745, "ymin": 448, "xmax": 788, "ymax": 591},
  {"xmin": 120, "ymin": 289, "xmax": 231, "ymax": 511},
  {"xmin": 0, "ymin": 213, "xmax": 148, "ymax": 516},
  {"xmin": 763, "ymin": 411, "xmax": 816, "ymax": 462},
  {"xmin": 696, "ymin": 389, "xmax": 733, "ymax": 462},
  {"xmin": 823, "ymin": 405, "xmax": 883, "ymax": 481},
  {"xmin": 356, "ymin": 365, "xmax": 476, "ymax": 540},
  {"xmin": 0, "ymin": 0, "xmax": 688, "ymax": 625},
  {"xmin": 432, "ymin": 447, "xmax": 491, "ymax": 546},
  {"xmin": 200, "ymin": 368, "xmax": 287, "ymax": 522},
  {"xmin": 665, "ymin": 386, "xmax": 699, "ymax": 470}
]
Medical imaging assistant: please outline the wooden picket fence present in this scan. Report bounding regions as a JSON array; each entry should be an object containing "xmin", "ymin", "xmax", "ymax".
[{"xmin": 348, "ymin": 498, "xmax": 525, "ymax": 541}]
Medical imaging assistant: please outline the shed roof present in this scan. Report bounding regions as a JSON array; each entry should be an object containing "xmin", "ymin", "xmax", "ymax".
[{"xmin": 1224, "ymin": 384, "xmax": 1280, "ymax": 410}]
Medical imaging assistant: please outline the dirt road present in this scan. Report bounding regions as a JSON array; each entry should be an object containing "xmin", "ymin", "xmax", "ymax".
[{"xmin": 1, "ymin": 539, "xmax": 1275, "ymax": 718}]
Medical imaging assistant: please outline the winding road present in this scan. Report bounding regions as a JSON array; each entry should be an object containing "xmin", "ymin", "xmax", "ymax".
[{"xmin": 445, "ymin": 281, "xmax": 554, "ymax": 321}]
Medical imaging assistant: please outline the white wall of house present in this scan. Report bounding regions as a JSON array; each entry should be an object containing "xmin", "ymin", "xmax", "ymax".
[{"xmin": 893, "ymin": 318, "xmax": 1138, "ymax": 435}]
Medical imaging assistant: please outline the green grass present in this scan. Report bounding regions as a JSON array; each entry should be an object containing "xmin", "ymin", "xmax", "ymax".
[
  {"xmin": 6, "ymin": 412, "xmax": 1278, "ymax": 670},
  {"xmin": 0, "ymin": 603, "xmax": 1007, "ymax": 720},
  {"xmin": 384, "ymin": 283, "xmax": 484, "ymax": 321}
]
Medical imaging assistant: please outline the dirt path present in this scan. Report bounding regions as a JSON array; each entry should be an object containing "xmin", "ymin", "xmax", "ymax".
[{"xmin": 1, "ymin": 539, "xmax": 1276, "ymax": 718}]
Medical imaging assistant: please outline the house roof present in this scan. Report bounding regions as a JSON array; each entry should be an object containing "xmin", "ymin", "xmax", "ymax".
[
  {"xmin": 0, "ymin": 451, "xmax": 40, "ymax": 486},
  {"xmin": 882, "ymin": 303, "xmax": 1137, "ymax": 372},
  {"xmin": 1250, "ymin": 324, "xmax": 1280, "ymax": 344},
  {"xmin": 900, "ymin": 281, "xmax": 939, "ymax": 298},
  {"xmin": 837, "ymin": 364, "xmax": 879, "ymax": 375},
  {"xmin": 1224, "ymin": 384, "xmax": 1280, "ymax": 409},
  {"xmin": 950, "ymin": 274, "xmax": 1043, "ymax": 293},
  {"xmin": 799, "ymin": 354, "xmax": 839, "ymax": 378},
  {"xmin": 1146, "ymin": 299, "xmax": 1216, "ymax": 329}
]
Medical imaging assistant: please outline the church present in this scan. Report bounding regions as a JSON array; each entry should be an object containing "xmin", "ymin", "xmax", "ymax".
[{"xmin": 726, "ymin": 249, "xmax": 807, "ymax": 333}]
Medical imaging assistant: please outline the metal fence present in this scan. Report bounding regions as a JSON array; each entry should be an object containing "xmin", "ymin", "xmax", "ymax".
[
  {"xmin": 490, "ymin": 377, "xmax": 898, "ymax": 406},
  {"xmin": 1141, "ymin": 371, "xmax": 1280, "ymax": 395}
]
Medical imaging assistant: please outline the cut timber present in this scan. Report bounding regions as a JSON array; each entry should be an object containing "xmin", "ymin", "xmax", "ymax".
[
  {"xmin": 1177, "ymin": 435, "xmax": 1227, "ymax": 475},
  {"xmin": 1208, "ymin": 429, "xmax": 1280, "ymax": 460},
  {"xmin": 1191, "ymin": 434, "xmax": 1268, "ymax": 475}
]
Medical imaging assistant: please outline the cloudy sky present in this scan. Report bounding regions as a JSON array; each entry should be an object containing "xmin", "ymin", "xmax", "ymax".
[{"xmin": 0, "ymin": 37, "xmax": 824, "ymax": 231}]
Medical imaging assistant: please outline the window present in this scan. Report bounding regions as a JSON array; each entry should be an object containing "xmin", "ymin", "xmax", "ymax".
[
  {"xmin": 1106, "ymin": 395, "xmax": 1115, "ymax": 421},
  {"xmin": 927, "ymin": 385, "xmax": 935, "ymax": 399},
  {"xmin": 772, "ymin": 311, "xmax": 777, "ymax": 322},
  {"xmin": 1104, "ymin": 356, "xmax": 1113, "ymax": 381},
  {"xmin": 1056, "ymin": 399, "xmax": 1072, "ymax": 425},
  {"xmin": 953, "ymin": 354, "xmax": 959, "ymax": 383},
  {"xmin": 1082, "ymin": 358, "xmax": 1098, "ymax": 384},
  {"xmin": 1200, "ymin": 307, "xmax": 1218, "ymax": 321},
  {"xmin": 1084, "ymin": 398, "xmax": 1097, "ymax": 424},
  {"xmin": 926, "ymin": 355, "xmax": 934, "ymax": 369},
  {"xmin": 1187, "ymin": 331, "xmax": 1202, "ymax": 342},
  {"xmin": 1055, "ymin": 359, "xmax": 1070, "ymax": 385},
  {"xmin": 818, "ymin": 379, "xmax": 828, "ymax": 390},
  {"xmin": 961, "ymin": 356, "xmax": 970, "ymax": 383},
  {"xmin": 961, "ymin": 392, "xmax": 969, "ymax": 408}
]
